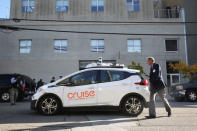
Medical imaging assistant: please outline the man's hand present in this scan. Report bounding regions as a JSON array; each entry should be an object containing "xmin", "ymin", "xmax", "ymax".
[{"xmin": 145, "ymin": 75, "xmax": 150, "ymax": 79}]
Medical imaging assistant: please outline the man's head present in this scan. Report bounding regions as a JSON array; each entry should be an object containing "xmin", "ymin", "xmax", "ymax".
[{"xmin": 146, "ymin": 57, "xmax": 155, "ymax": 66}]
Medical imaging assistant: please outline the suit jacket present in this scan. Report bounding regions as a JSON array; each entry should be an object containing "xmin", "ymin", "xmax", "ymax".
[{"xmin": 149, "ymin": 63, "xmax": 165, "ymax": 92}]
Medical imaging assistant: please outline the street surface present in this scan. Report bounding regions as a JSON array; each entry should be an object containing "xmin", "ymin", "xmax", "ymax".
[{"xmin": 0, "ymin": 101, "xmax": 197, "ymax": 131}]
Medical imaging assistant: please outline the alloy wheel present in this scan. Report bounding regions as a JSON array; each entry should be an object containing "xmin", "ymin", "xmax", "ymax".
[{"xmin": 41, "ymin": 97, "xmax": 58, "ymax": 115}]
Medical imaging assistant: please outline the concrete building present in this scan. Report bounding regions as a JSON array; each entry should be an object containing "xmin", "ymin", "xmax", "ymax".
[
  {"xmin": 183, "ymin": 0, "xmax": 197, "ymax": 65},
  {"xmin": 0, "ymin": 0, "xmax": 187, "ymax": 85}
]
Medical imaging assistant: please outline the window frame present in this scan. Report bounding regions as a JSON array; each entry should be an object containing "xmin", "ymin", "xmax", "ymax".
[
  {"xmin": 127, "ymin": 0, "xmax": 140, "ymax": 12},
  {"xmin": 127, "ymin": 39, "xmax": 142, "ymax": 53},
  {"xmin": 56, "ymin": 0, "xmax": 69, "ymax": 12},
  {"xmin": 19, "ymin": 40, "xmax": 32, "ymax": 54},
  {"xmin": 22, "ymin": 0, "xmax": 35, "ymax": 13},
  {"xmin": 98, "ymin": 70, "xmax": 111, "ymax": 83},
  {"xmin": 90, "ymin": 39, "xmax": 105, "ymax": 53},
  {"xmin": 68, "ymin": 70, "xmax": 99, "ymax": 87},
  {"xmin": 54, "ymin": 39, "xmax": 68, "ymax": 53},
  {"xmin": 91, "ymin": 0, "xmax": 104, "ymax": 12},
  {"xmin": 165, "ymin": 39, "xmax": 178, "ymax": 52}
]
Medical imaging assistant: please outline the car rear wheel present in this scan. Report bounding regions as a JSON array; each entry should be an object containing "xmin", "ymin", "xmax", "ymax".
[
  {"xmin": 38, "ymin": 96, "xmax": 61, "ymax": 115},
  {"xmin": 1, "ymin": 91, "xmax": 10, "ymax": 102},
  {"xmin": 121, "ymin": 96, "xmax": 144, "ymax": 116},
  {"xmin": 186, "ymin": 90, "xmax": 197, "ymax": 102}
]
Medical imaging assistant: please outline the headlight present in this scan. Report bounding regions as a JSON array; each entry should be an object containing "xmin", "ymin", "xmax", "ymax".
[{"xmin": 176, "ymin": 85, "xmax": 183, "ymax": 90}]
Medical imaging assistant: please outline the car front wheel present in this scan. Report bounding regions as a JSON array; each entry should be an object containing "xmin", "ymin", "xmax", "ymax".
[
  {"xmin": 121, "ymin": 96, "xmax": 144, "ymax": 116},
  {"xmin": 38, "ymin": 96, "xmax": 61, "ymax": 115},
  {"xmin": 1, "ymin": 91, "xmax": 10, "ymax": 102},
  {"xmin": 186, "ymin": 90, "xmax": 197, "ymax": 102}
]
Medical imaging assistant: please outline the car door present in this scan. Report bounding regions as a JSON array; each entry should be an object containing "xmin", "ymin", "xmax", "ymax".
[
  {"xmin": 62, "ymin": 70, "xmax": 99, "ymax": 107},
  {"xmin": 97, "ymin": 70, "xmax": 132, "ymax": 105}
]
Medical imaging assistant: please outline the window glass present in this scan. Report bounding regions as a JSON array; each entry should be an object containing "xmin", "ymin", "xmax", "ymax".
[
  {"xmin": 100, "ymin": 70, "xmax": 110, "ymax": 83},
  {"xmin": 109, "ymin": 71, "xmax": 131, "ymax": 81},
  {"xmin": 54, "ymin": 40, "xmax": 68, "ymax": 53},
  {"xmin": 127, "ymin": 0, "xmax": 140, "ymax": 11},
  {"xmin": 22, "ymin": 0, "xmax": 35, "ymax": 12},
  {"xmin": 57, "ymin": 78, "xmax": 70, "ymax": 86},
  {"xmin": 91, "ymin": 0, "xmax": 104, "ymax": 12},
  {"xmin": 91, "ymin": 40, "xmax": 104, "ymax": 53},
  {"xmin": 19, "ymin": 40, "xmax": 32, "ymax": 54},
  {"xmin": 0, "ymin": 75, "xmax": 10, "ymax": 83},
  {"xmin": 56, "ymin": 0, "xmax": 69, "ymax": 12},
  {"xmin": 127, "ymin": 40, "xmax": 141, "ymax": 53},
  {"xmin": 166, "ymin": 61, "xmax": 179, "ymax": 73},
  {"xmin": 70, "ymin": 71, "xmax": 98, "ymax": 86},
  {"xmin": 165, "ymin": 40, "xmax": 178, "ymax": 51}
]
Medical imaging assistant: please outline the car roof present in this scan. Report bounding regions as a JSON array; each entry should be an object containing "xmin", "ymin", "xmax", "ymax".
[{"xmin": 82, "ymin": 67, "xmax": 140, "ymax": 73}]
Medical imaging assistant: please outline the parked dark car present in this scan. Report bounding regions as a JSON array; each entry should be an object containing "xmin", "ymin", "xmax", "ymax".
[
  {"xmin": 170, "ymin": 76, "xmax": 197, "ymax": 102},
  {"xmin": 0, "ymin": 74, "xmax": 36, "ymax": 102}
]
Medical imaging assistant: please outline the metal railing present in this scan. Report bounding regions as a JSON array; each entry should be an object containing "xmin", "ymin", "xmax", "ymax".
[{"xmin": 154, "ymin": 9, "xmax": 182, "ymax": 19}]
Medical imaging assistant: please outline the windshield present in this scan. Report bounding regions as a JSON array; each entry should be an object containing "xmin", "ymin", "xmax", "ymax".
[{"xmin": 190, "ymin": 76, "xmax": 197, "ymax": 83}]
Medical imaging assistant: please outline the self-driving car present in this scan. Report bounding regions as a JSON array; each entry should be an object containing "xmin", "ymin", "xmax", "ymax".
[{"xmin": 31, "ymin": 67, "xmax": 150, "ymax": 116}]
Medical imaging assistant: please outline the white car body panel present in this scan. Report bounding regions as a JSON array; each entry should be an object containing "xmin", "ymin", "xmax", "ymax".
[{"xmin": 32, "ymin": 68, "xmax": 150, "ymax": 108}]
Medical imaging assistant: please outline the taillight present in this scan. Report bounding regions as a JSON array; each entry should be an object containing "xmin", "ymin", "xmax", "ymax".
[{"xmin": 135, "ymin": 80, "xmax": 149, "ymax": 86}]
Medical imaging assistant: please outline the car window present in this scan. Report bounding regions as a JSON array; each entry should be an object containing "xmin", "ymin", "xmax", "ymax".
[
  {"xmin": 57, "ymin": 78, "xmax": 70, "ymax": 86},
  {"xmin": 70, "ymin": 70, "xmax": 98, "ymax": 86},
  {"xmin": 109, "ymin": 71, "xmax": 131, "ymax": 82},
  {"xmin": 0, "ymin": 75, "xmax": 11, "ymax": 84},
  {"xmin": 190, "ymin": 76, "xmax": 197, "ymax": 83},
  {"xmin": 100, "ymin": 70, "xmax": 110, "ymax": 83}
]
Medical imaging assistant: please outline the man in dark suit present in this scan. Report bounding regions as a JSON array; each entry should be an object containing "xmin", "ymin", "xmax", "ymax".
[{"xmin": 146, "ymin": 57, "xmax": 171, "ymax": 119}]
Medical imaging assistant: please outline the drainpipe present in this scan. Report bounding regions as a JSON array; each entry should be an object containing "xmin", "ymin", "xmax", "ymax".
[{"xmin": 182, "ymin": 8, "xmax": 188, "ymax": 64}]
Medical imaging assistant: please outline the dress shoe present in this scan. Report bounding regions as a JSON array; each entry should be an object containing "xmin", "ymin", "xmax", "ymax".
[
  {"xmin": 145, "ymin": 116, "xmax": 156, "ymax": 119},
  {"xmin": 168, "ymin": 111, "xmax": 171, "ymax": 117}
]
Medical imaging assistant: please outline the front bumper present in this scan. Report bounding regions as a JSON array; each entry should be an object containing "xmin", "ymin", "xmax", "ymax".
[{"xmin": 31, "ymin": 100, "xmax": 37, "ymax": 110}]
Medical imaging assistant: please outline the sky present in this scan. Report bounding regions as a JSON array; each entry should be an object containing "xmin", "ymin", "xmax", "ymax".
[{"xmin": 0, "ymin": 0, "xmax": 10, "ymax": 18}]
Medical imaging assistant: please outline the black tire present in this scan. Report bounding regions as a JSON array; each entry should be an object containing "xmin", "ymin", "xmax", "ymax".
[
  {"xmin": 0, "ymin": 91, "xmax": 10, "ymax": 102},
  {"xmin": 38, "ymin": 96, "xmax": 61, "ymax": 115},
  {"xmin": 186, "ymin": 90, "xmax": 197, "ymax": 102},
  {"xmin": 121, "ymin": 96, "xmax": 144, "ymax": 116}
]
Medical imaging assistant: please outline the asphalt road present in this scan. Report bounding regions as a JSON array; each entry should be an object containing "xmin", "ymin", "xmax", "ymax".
[{"xmin": 0, "ymin": 101, "xmax": 197, "ymax": 131}]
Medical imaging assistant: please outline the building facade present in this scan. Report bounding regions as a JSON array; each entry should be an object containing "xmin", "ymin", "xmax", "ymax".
[
  {"xmin": 0, "ymin": 0, "xmax": 186, "ymax": 85},
  {"xmin": 183, "ymin": 0, "xmax": 197, "ymax": 65}
]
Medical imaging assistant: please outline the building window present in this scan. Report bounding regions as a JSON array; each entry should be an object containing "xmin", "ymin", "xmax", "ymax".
[
  {"xmin": 165, "ymin": 40, "xmax": 178, "ymax": 51},
  {"xmin": 54, "ymin": 40, "xmax": 68, "ymax": 53},
  {"xmin": 91, "ymin": 0, "xmax": 104, "ymax": 12},
  {"xmin": 91, "ymin": 40, "xmax": 104, "ymax": 53},
  {"xmin": 127, "ymin": 40, "xmax": 141, "ymax": 53},
  {"xmin": 19, "ymin": 40, "xmax": 32, "ymax": 54},
  {"xmin": 166, "ymin": 61, "xmax": 180, "ymax": 86},
  {"xmin": 22, "ymin": 0, "xmax": 35, "ymax": 12},
  {"xmin": 56, "ymin": 0, "xmax": 69, "ymax": 12},
  {"xmin": 127, "ymin": 0, "xmax": 140, "ymax": 11}
]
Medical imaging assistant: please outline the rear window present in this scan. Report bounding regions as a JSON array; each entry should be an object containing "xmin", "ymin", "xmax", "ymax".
[
  {"xmin": 190, "ymin": 76, "xmax": 197, "ymax": 83},
  {"xmin": 108, "ymin": 70, "xmax": 132, "ymax": 82},
  {"xmin": 0, "ymin": 75, "xmax": 11, "ymax": 84}
]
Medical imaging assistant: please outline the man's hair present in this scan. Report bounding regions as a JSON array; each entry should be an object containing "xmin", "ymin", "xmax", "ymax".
[{"xmin": 147, "ymin": 57, "xmax": 155, "ymax": 63}]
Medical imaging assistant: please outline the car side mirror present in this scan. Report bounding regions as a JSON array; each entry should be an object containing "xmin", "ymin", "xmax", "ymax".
[{"xmin": 58, "ymin": 82, "xmax": 72, "ymax": 87}]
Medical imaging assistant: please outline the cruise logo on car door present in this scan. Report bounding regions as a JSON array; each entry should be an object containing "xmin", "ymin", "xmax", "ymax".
[{"xmin": 67, "ymin": 90, "xmax": 95, "ymax": 100}]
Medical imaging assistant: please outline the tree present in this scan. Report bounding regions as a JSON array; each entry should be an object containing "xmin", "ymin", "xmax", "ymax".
[
  {"xmin": 128, "ymin": 61, "xmax": 145, "ymax": 75},
  {"xmin": 169, "ymin": 62, "xmax": 197, "ymax": 79}
]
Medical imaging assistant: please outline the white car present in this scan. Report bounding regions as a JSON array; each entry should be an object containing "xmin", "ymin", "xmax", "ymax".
[{"xmin": 31, "ymin": 67, "xmax": 150, "ymax": 116}]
